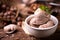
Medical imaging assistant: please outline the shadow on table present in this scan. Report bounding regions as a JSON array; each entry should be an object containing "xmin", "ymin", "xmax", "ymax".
[{"xmin": 36, "ymin": 30, "xmax": 60, "ymax": 40}]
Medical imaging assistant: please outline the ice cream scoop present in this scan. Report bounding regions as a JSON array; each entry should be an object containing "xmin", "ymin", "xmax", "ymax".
[
  {"xmin": 39, "ymin": 20, "xmax": 54, "ymax": 28},
  {"xmin": 34, "ymin": 8, "xmax": 50, "ymax": 18},
  {"xmin": 29, "ymin": 8, "xmax": 50, "ymax": 27}
]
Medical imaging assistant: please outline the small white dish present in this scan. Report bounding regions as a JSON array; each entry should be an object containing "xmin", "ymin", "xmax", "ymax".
[
  {"xmin": 22, "ymin": 15, "xmax": 58, "ymax": 38},
  {"xmin": 4, "ymin": 24, "xmax": 17, "ymax": 34}
]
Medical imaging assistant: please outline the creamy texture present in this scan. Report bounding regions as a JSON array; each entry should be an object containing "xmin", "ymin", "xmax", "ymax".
[
  {"xmin": 39, "ymin": 20, "xmax": 54, "ymax": 28},
  {"xmin": 29, "ymin": 8, "xmax": 54, "ymax": 28}
]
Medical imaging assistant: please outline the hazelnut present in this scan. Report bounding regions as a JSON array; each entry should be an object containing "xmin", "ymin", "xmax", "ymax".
[{"xmin": 17, "ymin": 21, "xmax": 22, "ymax": 26}]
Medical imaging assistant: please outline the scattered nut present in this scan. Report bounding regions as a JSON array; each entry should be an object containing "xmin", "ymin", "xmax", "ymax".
[{"xmin": 17, "ymin": 21, "xmax": 22, "ymax": 26}]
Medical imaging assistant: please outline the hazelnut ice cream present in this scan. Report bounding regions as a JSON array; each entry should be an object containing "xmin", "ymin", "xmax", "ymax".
[{"xmin": 29, "ymin": 7, "xmax": 54, "ymax": 28}]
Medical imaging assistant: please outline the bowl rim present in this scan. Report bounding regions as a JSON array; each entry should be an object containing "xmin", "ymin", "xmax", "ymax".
[{"xmin": 25, "ymin": 15, "xmax": 58, "ymax": 30}]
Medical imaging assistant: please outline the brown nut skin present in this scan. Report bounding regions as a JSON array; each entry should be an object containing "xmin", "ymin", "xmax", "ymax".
[
  {"xmin": 17, "ymin": 21, "xmax": 22, "ymax": 26},
  {"xmin": 39, "ymin": 20, "xmax": 54, "ymax": 28}
]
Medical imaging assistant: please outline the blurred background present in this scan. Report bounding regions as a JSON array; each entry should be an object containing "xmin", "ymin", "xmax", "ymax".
[
  {"xmin": 0, "ymin": 0, "xmax": 60, "ymax": 40},
  {"xmin": 0, "ymin": 0, "xmax": 60, "ymax": 28}
]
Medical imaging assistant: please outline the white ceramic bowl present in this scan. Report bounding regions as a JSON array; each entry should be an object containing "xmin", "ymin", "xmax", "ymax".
[{"xmin": 22, "ymin": 15, "xmax": 58, "ymax": 38}]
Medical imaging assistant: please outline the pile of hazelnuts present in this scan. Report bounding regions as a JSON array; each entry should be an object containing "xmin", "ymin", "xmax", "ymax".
[{"xmin": 0, "ymin": 3, "xmax": 22, "ymax": 28}]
